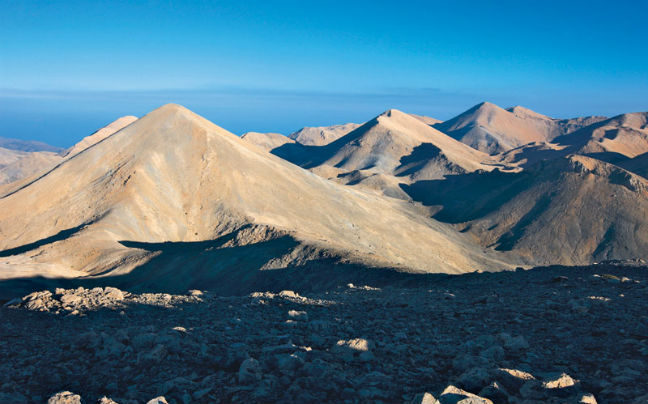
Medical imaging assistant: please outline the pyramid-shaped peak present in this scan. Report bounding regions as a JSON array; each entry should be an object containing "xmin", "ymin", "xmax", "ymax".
[{"xmin": 380, "ymin": 108, "xmax": 409, "ymax": 118}]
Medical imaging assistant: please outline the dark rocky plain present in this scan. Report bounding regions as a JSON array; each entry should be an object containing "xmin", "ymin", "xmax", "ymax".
[{"xmin": 1, "ymin": 264, "xmax": 647, "ymax": 404}]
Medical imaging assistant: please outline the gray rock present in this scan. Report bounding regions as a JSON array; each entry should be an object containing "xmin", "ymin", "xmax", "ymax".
[
  {"xmin": 495, "ymin": 368, "xmax": 536, "ymax": 393},
  {"xmin": 478, "ymin": 382, "xmax": 509, "ymax": 404},
  {"xmin": 457, "ymin": 367, "xmax": 493, "ymax": 393},
  {"xmin": 239, "ymin": 358, "xmax": 262, "ymax": 384}
]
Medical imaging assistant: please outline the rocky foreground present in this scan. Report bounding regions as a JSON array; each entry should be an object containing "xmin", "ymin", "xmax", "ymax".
[{"xmin": 1, "ymin": 265, "xmax": 647, "ymax": 404}]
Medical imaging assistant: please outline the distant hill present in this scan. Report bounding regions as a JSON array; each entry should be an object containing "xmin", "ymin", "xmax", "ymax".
[
  {"xmin": 0, "ymin": 137, "xmax": 64, "ymax": 153},
  {"xmin": 435, "ymin": 102, "xmax": 606, "ymax": 154}
]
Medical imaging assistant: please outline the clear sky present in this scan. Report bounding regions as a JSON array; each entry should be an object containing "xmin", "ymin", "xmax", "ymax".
[{"xmin": 1, "ymin": 0, "xmax": 646, "ymax": 147}]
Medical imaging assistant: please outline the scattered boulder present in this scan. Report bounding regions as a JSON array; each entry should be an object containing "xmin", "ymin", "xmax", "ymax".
[
  {"xmin": 47, "ymin": 391, "xmax": 83, "ymax": 404},
  {"xmin": 332, "ymin": 338, "xmax": 375, "ymax": 361},
  {"xmin": 287, "ymin": 310, "xmax": 308, "ymax": 321},
  {"xmin": 97, "ymin": 397, "xmax": 119, "ymax": 404},
  {"xmin": 579, "ymin": 393, "xmax": 598, "ymax": 404},
  {"xmin": 478, "ymin": 382, "xmax": 509, "ymax": 403},
  {"xmin": 145, "ymin": 397, "xmax": 168, "ymax": 404},
  {"xmin": 411, "ymin": 392, "xmax": 438, "ymax": 404},
  {"xmin": 496, "ymin": 368, "xmax": 536, "ymax": 393},
  {"xmin": 278, "ymin": 290, "xmax": 299, "ymax": 299},
  {"xmin": 457, "ymin": 367, "xmax": 493, "ymax": 393},
  {"xmin": 437, "ymin": 385, "xmax": 493, "ymax": 404},
  {"xmin": 541, "ymin": 372, "xmax": 579, "ymax": 389}
]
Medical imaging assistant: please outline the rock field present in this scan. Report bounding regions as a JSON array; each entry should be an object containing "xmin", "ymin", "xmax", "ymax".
[{"xmin": 1, "ymin": 264, "xmax": 647, "ymax": 404}]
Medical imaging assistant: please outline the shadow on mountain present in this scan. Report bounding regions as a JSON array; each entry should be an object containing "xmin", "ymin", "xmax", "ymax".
[
  {"xmin": 0, "ymin": 222, "xmax": 90, "ymax": 257},
  {"xmin": 271, "ymin": 117, "xmax": 380, "ymax": 169},
  {"xmin": 394, "ymin": 143, "xmax": 442, "ymax": 177},
  {"xmin": 495, "ymin": 192, "xmax": 554, "ymax": 251},
  {"xmin": 0, "ymin": 232, "xmax": 461, "ymax": 299},
  {"xmin": 401, "ymin": 170, "xmax": 536, "ymax": 223}
]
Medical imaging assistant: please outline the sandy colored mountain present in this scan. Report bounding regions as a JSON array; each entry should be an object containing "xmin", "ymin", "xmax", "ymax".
[
  {"xmin": 240, "ymin": 131, "xmax": 294, "ymax": 152},
  {"xmin": 436, "ymin": 102, "xmax": 606, "ymax": 154},
  {"xmin": 63, "ymin": 115, "xmax": 137, "ymax": 157},
  {"xmin": 402, "ymin": 154, "xmax": 648, "ymax": 266},
  {"xmin": 0, "ymin": 104, "xmax": 515, "ymax": 293},
  {"xmin": 409, "ymin": 114, "xmax": 443, "ymax": 126},
  {"xmin": 288, "ymin": 123, "xmax": 360, "ymax": 146},
  {"xmin": 0, "ymin": 116, "xmax": 138, "ymax": 190},
  {"xmin": 0, "ymin": 149, "xmax": 63, "ymax": 185},
  {"xmin": 273, "ymin": 108, "xmax": 501, "ymax": 197},
  {"xmin": 555, "ymin": 112, "xmax": 648, "ymax": 162}
]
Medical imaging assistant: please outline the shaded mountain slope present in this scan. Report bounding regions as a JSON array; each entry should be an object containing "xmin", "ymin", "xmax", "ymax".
[
  {"xmin": 402, "ymin": 155, "xmax": 648, "ymax": 265},
  {"xmin": 273, "ymin": 109, "xmax": 499, "ymax": 196},
  {"xmin": 555, "ymin": 112, "xmax": 648, "ymax": 163}
]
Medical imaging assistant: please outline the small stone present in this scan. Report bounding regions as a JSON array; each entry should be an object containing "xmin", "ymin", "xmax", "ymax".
[
  {"xmin": 579, "ymin": 393, "xmax": 598, "ymax": 404},
  {"xmin": 61, "ymin": 294, "xmax": 83, "ymax": 307},
  {"xmin": 335, "ymin": 338, "xmax": 372, "ymax": 352},
  {"xmin": 287, "ymin": 310, "xmax": 308, "ymax": 321},
  {"xmin": 278, "ymin": 290, "xmax": 299, "ymax": 299},
  {"xmin": 541, "ymin": 372, "xmax": 578, "ymax": 389},
  {"xmin": 411, "ymin": 392, "xmax": 437, "ymax": 404},
  {"xmin": 239, "ymin": 358, "xmax": 262, "ymax": 384},
  {"xmin": 104, "ymin": 287, "xmax": 125, "ymax": 301},
  {"xmin": 276, "ymin": 353, "xmax": 304, "ymax": 374},
  {"xmin": 47, "ymin": 391, "xmax": 83, "ymax": 404},
  {"xmin": 188, "ymin": 289, "xmax": 203, "ymax": 297},
  {"xmin": 143, "ymin": 344, "xmax": 168, "ymax": 364},
  {"xmin": 496, "ymin": 368, "xmax": 536, "ymax": 393},
  {"xmin": 457, "ymin": 367, "xmax": 493, "ymax": 393},
  {"xmin": 145, "ymin": 397, "xmax": 168, "ymax": 404},
  {"xmin": 437, "ymin": 385, "xmax": 493, "ymax": 404},
  {"xmin": 478, "ymin": 382, "xmax": 509, "ymax": 404},
  {"xmin": 97, "ymin": 397, "xmax": 119, "ymax": 404}
]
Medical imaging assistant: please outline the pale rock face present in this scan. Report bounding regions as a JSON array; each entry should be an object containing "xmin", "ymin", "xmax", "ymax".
[{"xmin": 47, "ymin": 391, "xmax": 83, "ymax": 404}]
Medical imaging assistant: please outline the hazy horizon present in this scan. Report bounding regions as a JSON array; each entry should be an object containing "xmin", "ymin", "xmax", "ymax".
[{"xmin": 1, "ymin": 0, "xmax": 647, "ymax": 147}]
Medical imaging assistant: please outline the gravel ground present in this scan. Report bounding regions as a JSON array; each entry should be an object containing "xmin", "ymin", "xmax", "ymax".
[{"xmin": 1, "ymin": 265, "xmax": 647, "ymax": 404}]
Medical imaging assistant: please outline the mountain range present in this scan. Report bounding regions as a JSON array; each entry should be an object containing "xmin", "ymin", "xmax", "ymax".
[{"xmin": 0, "ymin": 102, "xmax": 646, "ymax": 297}]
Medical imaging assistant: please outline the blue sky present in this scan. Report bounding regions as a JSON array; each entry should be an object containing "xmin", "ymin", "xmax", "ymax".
[{"xmin": 1, "ymin": 0, "xmax": 646, "ymax": 147}]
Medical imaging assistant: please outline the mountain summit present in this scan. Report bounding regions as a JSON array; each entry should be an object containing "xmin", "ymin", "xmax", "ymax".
[{"xmin": 0, "ymin": 104, "xmax": 512, "ymax": 295}]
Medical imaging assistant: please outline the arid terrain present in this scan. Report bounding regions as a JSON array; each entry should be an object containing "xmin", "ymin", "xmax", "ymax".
[
  {"xmin": 1, "ymin": 102, "xmax": 647, "ymax": 404},
  {"xmin": 2, "ymin": 264, "xmax": 647, "ymax": 404}
]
